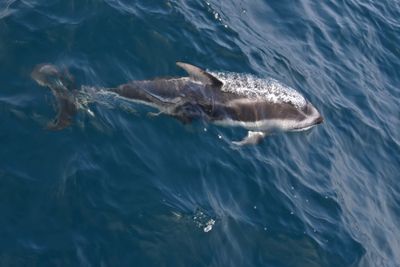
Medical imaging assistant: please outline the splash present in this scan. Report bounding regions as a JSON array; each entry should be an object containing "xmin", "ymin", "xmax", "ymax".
[
  {"xmin": 192, "ymin": 208, "xmax": 217, "ymax": 233},
  {"xmin": 211, "ymin": 72, "xmax": 307, "ymax": 108}
]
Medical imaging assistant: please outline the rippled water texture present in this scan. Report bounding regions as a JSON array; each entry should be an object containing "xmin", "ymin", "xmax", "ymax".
[{"xmin": 1, "ymin": 0, "xmax": 400, "ymax": 266}]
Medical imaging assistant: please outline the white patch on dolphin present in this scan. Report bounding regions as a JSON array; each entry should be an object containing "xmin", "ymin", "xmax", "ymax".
[{"xmin": 211, "ymin": 72, "xmax": 307, "ymax": 109}]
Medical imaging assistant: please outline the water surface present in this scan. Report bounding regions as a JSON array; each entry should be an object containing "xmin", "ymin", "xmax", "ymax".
[{"xmin": 1, "ymin": 0, "xmax": 399, "ymax": 266}]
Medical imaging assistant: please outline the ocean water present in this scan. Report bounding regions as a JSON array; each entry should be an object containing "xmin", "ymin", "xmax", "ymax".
[{"xmin": 1, "ymin": 0, "xmax": 399, "ymax": 266}]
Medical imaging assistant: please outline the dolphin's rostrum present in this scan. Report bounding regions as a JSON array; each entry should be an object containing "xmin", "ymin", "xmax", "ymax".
[{"xmin": 31, "ymin": 62, "xmax": 323, "ymax": 145}]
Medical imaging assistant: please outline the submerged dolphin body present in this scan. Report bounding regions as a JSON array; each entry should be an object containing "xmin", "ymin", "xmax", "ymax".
[{"xmin": 31, "ymin": 62, "xmax": 323, "ymax": 144}]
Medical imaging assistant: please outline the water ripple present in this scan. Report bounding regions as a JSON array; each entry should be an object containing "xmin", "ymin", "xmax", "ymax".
[{"xmin": 0, "ymin": 0, "xmax": 399, "ymax": 266}]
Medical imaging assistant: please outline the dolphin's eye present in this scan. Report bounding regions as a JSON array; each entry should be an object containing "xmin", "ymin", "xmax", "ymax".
[{"xmin": 302, "ymin": 103, "xmax": 311, "ymax": 115}]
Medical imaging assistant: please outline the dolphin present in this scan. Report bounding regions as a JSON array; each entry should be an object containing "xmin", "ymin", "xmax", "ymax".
[{"xmin": 31, "ymin": 62, "xmax": 323, "ymax": 144}]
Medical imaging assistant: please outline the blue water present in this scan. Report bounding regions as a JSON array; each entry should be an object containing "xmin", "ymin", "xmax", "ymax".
[{"xmin": 1, "ymin": 0, "xmax": 400, "ymax": 266}]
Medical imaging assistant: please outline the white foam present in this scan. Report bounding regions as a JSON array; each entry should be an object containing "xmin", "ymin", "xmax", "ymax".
[
  {"xmin": 203, "ymin": 219, "xmax": 215, "ymax": 233},
  {"xmin": 210, "ymin": 72, "xmax": 307, "ymax": 109}
]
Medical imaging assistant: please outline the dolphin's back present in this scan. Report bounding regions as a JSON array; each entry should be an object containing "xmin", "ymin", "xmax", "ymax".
[
  {"xmin": 111, "ymin": 77, "xmax": 310, "ymax": 124},
  {"xmin": 112, "ymin": 78, "xmax": 215, "ymax": 106}
]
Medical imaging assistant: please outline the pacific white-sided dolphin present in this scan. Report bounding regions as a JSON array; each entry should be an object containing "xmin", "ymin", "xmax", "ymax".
[{"xmin": 31, "ymin": 62, "xmax": 323, "ymax": 145}]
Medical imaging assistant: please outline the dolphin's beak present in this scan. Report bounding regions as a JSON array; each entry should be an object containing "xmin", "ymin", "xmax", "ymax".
[
  {"xmin": 315, "ymin": 115, "xmax": 324, "ymax": 124},
  {"xmin": 306, "ymin": 102, "xmax": 324, "ymax": 125}
]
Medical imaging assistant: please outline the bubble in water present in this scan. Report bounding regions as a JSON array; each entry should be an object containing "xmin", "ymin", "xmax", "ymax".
[{"xmin": 192, "ymin": 208, "xmax": 216, "ymax": 233}]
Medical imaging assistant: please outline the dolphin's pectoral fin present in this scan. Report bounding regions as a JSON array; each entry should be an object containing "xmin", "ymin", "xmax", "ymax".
[
  {"xmin": 171, "ymin": 102, "xmax": 202, "ymax": 124},
  {"xmin": 232, "ymin": 131, "xmax": 267, "ymax": 146},
  {"xmin": 176, "ymin": 62, "xmax": 223, "ymax": 87},
  {"xmin": 172, "ymin": 114, "xmax": 193, "ymax": 124}
]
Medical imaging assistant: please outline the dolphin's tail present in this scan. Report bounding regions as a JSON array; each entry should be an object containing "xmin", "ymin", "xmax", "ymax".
[{"xmin": 31, "ymin": 64, "xmax": 77, "ymax": 130}]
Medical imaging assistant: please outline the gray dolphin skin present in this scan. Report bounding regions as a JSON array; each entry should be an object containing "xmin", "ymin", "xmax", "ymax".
[{"xmin": 31, "ymin": 62, "xmax": 323, "ymax": 145}]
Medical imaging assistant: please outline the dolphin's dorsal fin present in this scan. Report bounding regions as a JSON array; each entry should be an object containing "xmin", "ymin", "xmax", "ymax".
[{"xmin": 176, "ymin": 62, "xmax": 223, "ymax": 87}]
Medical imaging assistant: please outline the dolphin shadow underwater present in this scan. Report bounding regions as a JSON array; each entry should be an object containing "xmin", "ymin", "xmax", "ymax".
[{"xmin": 31, "ymin": 62, "xmax": 323, "ymax": 145}]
